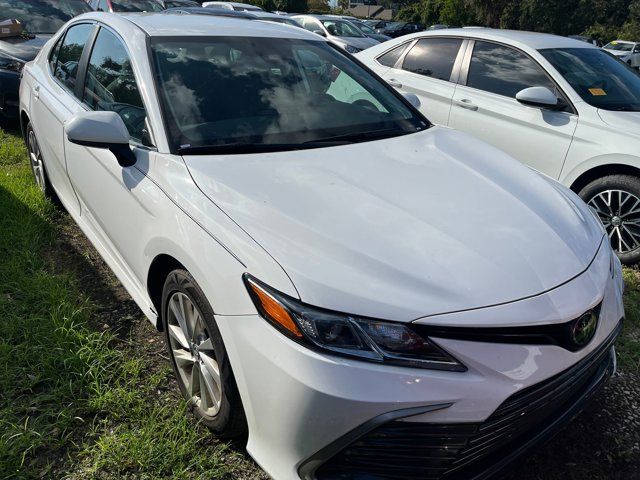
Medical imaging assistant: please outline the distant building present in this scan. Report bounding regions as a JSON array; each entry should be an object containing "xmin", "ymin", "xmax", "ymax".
[{"xmin": 347, "ymin": 3, "xmax": 394, "ymax": 20}]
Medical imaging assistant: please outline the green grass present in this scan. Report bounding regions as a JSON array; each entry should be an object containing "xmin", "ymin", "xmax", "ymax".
[
  {"xmin": 0, "ymin": 127, "xmax": 257, "ymax": 479},
  {"xmin": 0, "ymin": 125, "xmax": 638, "ymax": 479}
]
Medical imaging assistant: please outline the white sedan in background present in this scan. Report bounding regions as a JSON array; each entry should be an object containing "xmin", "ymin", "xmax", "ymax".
[
  {"xmin": 603, "ymin": 39, "xmax": 640, "ymax": 68},
  {"xmin": 20, "ymin": 13, "xmax": 623, "ymax": 480},
  {"xmin": 358, "ymin": 29, "xmax": 640, "ymax": 263}
]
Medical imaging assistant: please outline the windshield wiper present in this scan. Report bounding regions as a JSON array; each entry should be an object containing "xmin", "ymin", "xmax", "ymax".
[
  {"xmin": 305, "ymin": 127, "xmax": 414, "ymax": 144},
  {"xmin": 177, "ymin": 141, "xmax": 351, "ymax": 155}
]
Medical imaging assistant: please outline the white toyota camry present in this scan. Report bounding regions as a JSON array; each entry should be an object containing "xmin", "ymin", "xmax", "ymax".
[{"xmin": 19, "ymin": 12, "xmax": 624, "ymax": 480}]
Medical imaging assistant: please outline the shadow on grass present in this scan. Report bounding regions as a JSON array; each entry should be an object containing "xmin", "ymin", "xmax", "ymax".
[{"xmin": 0, "ymin": 158, "xmax": 264, "ymax": 479}]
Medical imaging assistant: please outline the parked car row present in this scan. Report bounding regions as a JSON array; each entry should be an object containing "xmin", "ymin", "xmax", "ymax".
[{"xmin": 16, "ymin": 9, "xmax": 625, "ymax": 480}]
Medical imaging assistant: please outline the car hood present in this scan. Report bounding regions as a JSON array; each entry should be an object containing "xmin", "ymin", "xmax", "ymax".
[
  {"xmin": 183, "ymin": 127, "xmax": 604, "ymax": 321},
  {"xmin": 368, "ymin": 33, "xmax": 391, "ymax": 42},
  {"xmin": 603, "ymin": 48, "xmax": 631, "ymax": 57},
  {"xmin": 598, "ymin": 109, "xmax": 640, "ymax": 132},
  {"xmin": 0, "ymin": 34, "xmax": 50, "ymax": 62},
  {"xmin": 336, "ymin": 36, "xmax": 379, "ymax": 49}
]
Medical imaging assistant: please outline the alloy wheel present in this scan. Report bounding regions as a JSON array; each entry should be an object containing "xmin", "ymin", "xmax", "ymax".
[
  {"xmin": 167, "ymin": 291, "xmax": 223, "ymax": 416},
  {"xmin": 588, "ymin": 189, "xmax": 640, "ymax": 254},
  {"xmin": 27, "ymin": 129, "xmax": 46, "ymax": 192}
]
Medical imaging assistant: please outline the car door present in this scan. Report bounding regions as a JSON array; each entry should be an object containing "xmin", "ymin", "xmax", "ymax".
[
  {"xmin": 64, "ymin": 25, "xmax": 156, "ymax": 284},
  {"xmin": 29, "ymin": 22, "xmax": 96, "ymax": 215},
  {"xmin": 377, "ymin": 37, "xmax": 466, "ymax": 126},
  {"xmin": 448, "ymin": 40, "xmax": 577, "ymax": 179}
]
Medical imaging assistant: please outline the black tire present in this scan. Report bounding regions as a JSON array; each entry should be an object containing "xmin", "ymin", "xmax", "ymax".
[
  {"xmin": 161, "ymin": 269, "xmax": 247, "ymax": 438},
  {"xmin": 578, "ymin": 174, "xmax": 640, "ymax": 265},
  {"xmin": 25, "ymin": 122, "xmax": 58, "ymax": 201}
]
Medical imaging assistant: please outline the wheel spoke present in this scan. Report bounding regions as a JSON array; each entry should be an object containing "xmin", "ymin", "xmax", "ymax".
[
  {"xmin": 168, "ymin": 324, "xmax": 189, "ymax": 349},
  {"xmin": 170, "ymin": 295, "xmax": 192, "ymax": 343},
  {"xmin": 199, "ymin": 366, "xmax": 210, "ymax": 411},
  {"xmin": 198, "ymin": 338, "xmax": 214, "ymax": 353},
  {"xmin": 200, "ymin": 352, "xmax": 222, "ymax": 409},
  {"xmin": 173, "ymin": 348, "xmax": 195, "ymax": 367},
  {"xmin": 189, "ymin": 363, "xmax": 200, "ymax": 398}
]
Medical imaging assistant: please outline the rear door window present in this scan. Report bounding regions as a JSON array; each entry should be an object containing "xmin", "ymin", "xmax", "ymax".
[
  {"xmin": 377, "ymin": 43, "xmax": 409, "ymax": 68},
  {"xmin": 402, "ymin": 38, "xmax": 463, "ymax": 81}
]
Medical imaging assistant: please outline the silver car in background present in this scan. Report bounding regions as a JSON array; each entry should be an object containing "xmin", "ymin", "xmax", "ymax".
[{"xmin": 292, "ymin": 14, "xmax": 379, "ymax": 53}]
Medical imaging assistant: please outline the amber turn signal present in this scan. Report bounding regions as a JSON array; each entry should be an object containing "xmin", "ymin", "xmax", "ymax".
[{"xmin": 246, "ymin": 278, "xmax": 303, "ymax": 338}]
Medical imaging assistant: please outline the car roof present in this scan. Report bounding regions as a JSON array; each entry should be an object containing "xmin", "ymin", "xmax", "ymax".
[
  {"xmin": 78, "ymin": 11, "xmax": 318, "ymax": 39},
  {"xmin": 164, "ymin": 6, "xmax": 256, "ymax": 17},
  {"xmin": 415, "ymin": 28, "xmax": 598, "ymax": 50}
]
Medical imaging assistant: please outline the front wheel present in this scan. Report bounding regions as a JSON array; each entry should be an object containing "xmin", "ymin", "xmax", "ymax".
[
  {"xmin": 162, "ymin": 269, "xmax": 247, "ymax": 438},
  {"xmin": 579, "ymin": 174, "xmax": 640, "ymax": 265}
]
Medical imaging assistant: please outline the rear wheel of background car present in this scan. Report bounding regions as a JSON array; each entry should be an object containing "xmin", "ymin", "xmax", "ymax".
[
  {"xmin": 161, "ymin": 269, "xmax": 247, "ymax": 438},
  {"xmin": 579, "ymin": 174, "xmax": 640, "ymax": 265},
  {"xmin": 26, "ymin": 122, "xmax": 56, "ymax": 200}
]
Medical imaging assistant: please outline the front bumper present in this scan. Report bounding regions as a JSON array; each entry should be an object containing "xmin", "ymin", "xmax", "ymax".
[
  {"xmin": 0, "ymin": 70, "xmax": 20, "ymax": 119},
  {"xmin": 216, "ymin": 241, "xmax": 624, "ymax": 480}
]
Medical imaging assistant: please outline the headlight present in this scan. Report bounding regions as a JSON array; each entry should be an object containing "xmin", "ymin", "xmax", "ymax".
[
  {"xmin": 244, "ymin": 275, "xmax": 466, "ymax": 371},
  {"xmin": 0, "ymin": 54, "xmax": 24, "ymax": 73},
  {"xmin": 343, "ymin": 44, "xmax": 361, "ymax": 54}
]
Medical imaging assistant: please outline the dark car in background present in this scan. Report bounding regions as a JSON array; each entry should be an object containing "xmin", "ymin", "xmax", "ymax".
[
  {"xmin": 0, "ymin": 0, "xmax": 90, "ymax": 120},
  {"xmin": 380, "ymin": 21, "xmax": 425, "ymax": 38},
  {"xmin": 157, "ymin": 0, "xmax": 200, "ymax": 7},
  {"xmin": 88, "ymin": 0, "xmax": 164, "ymax": 12}
]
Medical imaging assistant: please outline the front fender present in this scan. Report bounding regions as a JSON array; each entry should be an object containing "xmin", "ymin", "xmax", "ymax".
[{"xmin": 560, "ymin": 153, "xmax": 640, "ymax": 189}]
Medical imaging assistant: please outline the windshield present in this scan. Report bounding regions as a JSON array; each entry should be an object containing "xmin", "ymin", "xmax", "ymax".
[
  {"xmin": 0, "ymin": 0, "xmax": 90, "ymax": 34},
  {"xmin": 262, "ymin": 17, "xmax": 299, "ymax": 27},
  {"xmin": 355, "ymin": 22, "xmax": 377, "ymax": 35},
  {"xmin": 540, "ymin": 47, "xmax": 640, "ymax": 111},
  {"xmin": 385, "ymin": 22, "xmax": 404, "ymax": 31},
  {"xmin": 111, "ymin": 0, "xmax": 163, "ymax": 11},
  {"xmin": 604, "ymin": 41, "xmax": 634, "ymax": 52},
  {"xmin": 151, "ymin": 37, "xmax": 427, "ymax": 153},
  {"xmin": 321, "ymin": 20, "xmax": 365, "ymax": 38}
]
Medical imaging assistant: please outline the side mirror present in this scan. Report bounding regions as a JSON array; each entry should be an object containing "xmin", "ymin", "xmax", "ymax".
[
  {"xmin": 66, "ymin": 111, "xmax": 136, "ymax": 167},
  {"xmin": 516, "ymin": 86, "xmax": 561, "ymax": 110},
  {"xmin": 313, "ymin": 29, "xmax": 327, "ymax": 37},
  {"xmin": 402, "ymin": 92, "xmax": 421, "ymax": 108}
]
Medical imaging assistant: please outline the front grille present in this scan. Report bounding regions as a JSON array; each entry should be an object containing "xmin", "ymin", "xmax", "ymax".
[{"xmin": 315, "ymin": 322, "xmax": 621, "ymax": 480}]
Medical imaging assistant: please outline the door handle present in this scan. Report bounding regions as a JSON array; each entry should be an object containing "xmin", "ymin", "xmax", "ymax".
[
  {"xmin": 33, "ymin": 85, "xmax": 40, "ymax": 101},
  {"xmin": 455, "ymin": 98, "xmax": 478, "ymax": 111},
  {"xmin": 387, "ymin": 78, "xmax": 402, "ymax": 88}
]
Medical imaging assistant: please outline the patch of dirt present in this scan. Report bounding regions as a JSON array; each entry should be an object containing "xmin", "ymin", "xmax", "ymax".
[{"xmin": 508, "ymin": 371, "xmax": 640, "ymax": 480}]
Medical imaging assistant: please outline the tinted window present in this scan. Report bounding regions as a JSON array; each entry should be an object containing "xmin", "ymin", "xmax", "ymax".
[
  {"xmin": 84, "ymin": 28, "xmax": 147, "ymax": 141},
  {"xmin": 540, "ymin": 48, "xmax": 640, "ymax": 111},
  {"xmin": 49, "ymin": 37, "xmax": 63, "ymax": 72},
  {"xmin": 54, "ymin": 23, "xmax": 93, "ymax": 93},
  {"xmin": 110, "ymin": 0, "xmax": 162, "ymax": 11},
  {"xmin": 321, "ymin": 20, "xmax": 365, "ymax": 38},
  {"xmin": 0, "ymin": 0, "xmax": 90, "ymax": 34},
  {"xmin": 151, "ymin": 37, "xmax": 427, "ymax": 153},
  {"xmin": 402, "ymin": 38, "xmax": 462, "ymax": 81},
  {"xmin": 377, "ymin": 43, "xmax": 409, "ymax": 67},
  {"xmin": 97, "ymin": 0, "xmax": 109, "ymax": 10},
  {"xmin": 467, "ymin": 41, "xmax": 555, "ymax": 98}
]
